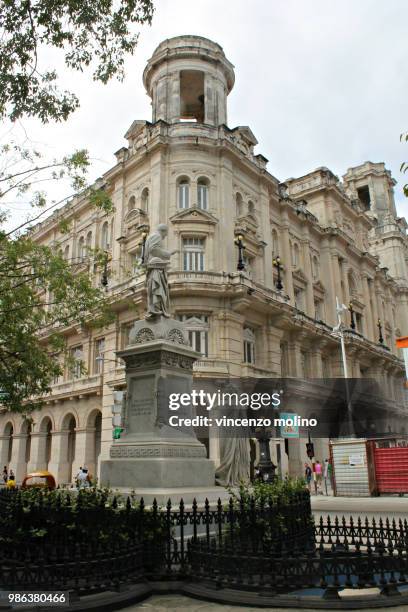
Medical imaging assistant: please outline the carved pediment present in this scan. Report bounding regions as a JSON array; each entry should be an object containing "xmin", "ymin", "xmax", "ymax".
[
  {"xmin": 231, "ymin": 126, "xmax": 258, "ymax": 147},
  {"xmin": 313, "ymin": 280, "xmax": 325, "ymax": 294},
  {"xmin": 293, "ymin": 268, "xmax": 308, "ymax": 284},
  {"xmin": 170, "ymin": 207, "xmax": 218, "ymax": 226},
  {"xmin": 235, "ymin": 216, "xmax": 258, "ymax": 236},
  {"xmin": 124, "ymin": 120, "xmax": 149, "ymax": 141},
  {"xmin": 125, "ymin": 208, "xmax": 147, "ymax": 224}
]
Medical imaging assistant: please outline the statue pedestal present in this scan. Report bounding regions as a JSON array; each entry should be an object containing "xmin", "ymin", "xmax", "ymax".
[{"xmin": 100, "ymin": 318, "xmax": 215, "ymax": 490}]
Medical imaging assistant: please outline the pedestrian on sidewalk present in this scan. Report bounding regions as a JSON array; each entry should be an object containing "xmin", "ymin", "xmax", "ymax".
[
  {"xmin": 7, "ymin": 469, "xmax": 16, "ymax": 489},
  {"xmin": 304, "ymin": 463, "xmax": 312, "ymax": 492},
  {"xmin": 2, "ymin": 466, "xmax": 8, "ymax": 484},
  {"xmin": 323, "ymin": 458, "xmax": 332, "ymax": 494},
  {"xmin": 77, "ymin": 467, "xmax": 91, "ymax": 489},
  {"xmin": 315, "ymin": 460, "xmax": 322, "ymax": 492}
]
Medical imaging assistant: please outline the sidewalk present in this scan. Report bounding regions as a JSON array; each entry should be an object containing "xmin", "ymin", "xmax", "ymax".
[{"xmin": 311, "ymin": 494, "xmax": 408, "ymax": 521}]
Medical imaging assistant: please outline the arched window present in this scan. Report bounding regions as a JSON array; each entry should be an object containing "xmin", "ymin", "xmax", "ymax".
[
  {"xmin": 312, "ymin": 255, "xmax": 319, "ymax": 280},
  {"xmin": 236, "ymin": 193, "xmax": 243, "ymax": 217},
  {"xmin": 291, "ymin": 242, "xmax": 300, "ymax": 268},
  {"xmin": 197, "ymin": 178, "xmax": 209, "ymax": 210},
  {"xmin": 101, "ymin": 222, "xmax": 109, "ymax": 250},
  {"xmin": 348, "ymin": 271, "xmax": 357, "ymax": 297},
  {"xmin": 248, "ymin": 200, "xmax": 255, "ymax": 216},
  {"xmin": 177, "ymin": 178, "xmax": 190, "ymax": 209},
  {"xmin": 128, "ymin": 195, "xmax": 136, "ymax": 212},
  {"xmin": 77, "ymin": 236, "xmax": 85, "ymax": 261},
  {"xmin": 141, "ymin": 188, "xmax": 149, "ymax": 212},
  {"xmin": 86, "ymin": 231, "xmax": 92, "ymax": 252},
  {"xmin": 272, "ymin": 229, "xmax": 279, "ymax": 255},
  {"xmin": 63, "ymin": 245, "xmax": 70, "ymax": 261},
  {"xmin": 243, "ymin": 326, "xmax": 256, "ymax": 364}
]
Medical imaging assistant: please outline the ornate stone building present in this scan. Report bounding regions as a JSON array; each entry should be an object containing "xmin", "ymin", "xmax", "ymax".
[{"xmin": 1, "ymin": 36, "xmax": 408, "ymax": 484}]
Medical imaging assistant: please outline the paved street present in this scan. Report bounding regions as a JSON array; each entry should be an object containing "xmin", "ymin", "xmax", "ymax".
[{"xmin": 124, "ymin": 593, "xmax": 408, "ymax": 611}]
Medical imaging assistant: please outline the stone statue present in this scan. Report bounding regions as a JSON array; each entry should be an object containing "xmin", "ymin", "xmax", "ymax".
[{"xmin": 143, "ymin": 224, "xmax": 177, "ymax": 320}]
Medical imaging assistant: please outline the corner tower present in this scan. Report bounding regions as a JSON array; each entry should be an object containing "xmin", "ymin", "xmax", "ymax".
[
  {"xmin": 143, "ymin": 35, "xmax": 235, "ymax": 126},
  {"xmin": 343, "ymin": 162, "xmax": 397, "ymax": 220}
]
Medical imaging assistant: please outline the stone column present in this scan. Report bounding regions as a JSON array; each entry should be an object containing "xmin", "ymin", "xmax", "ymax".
[
  {"xmin": 309, "ymin": 341, "xmax": 324, "ymax": 378},
  {"xmin": 27, "ymin": 432, "xmax": 48, "ymax": 472},
  {"xmin": 74, "ymin": 427, "xmax": 96, "ymax": 475},
  {"xmin": 320, "ymin": 237, "xmax": 336, "ymax": 326},
  {"xmin": 0, "ymin": 434, "xmax": 11, "ymax": 469},
  {"xmin": 301, "ymin": 236, "xmax": 314, "ymax": 317},
  {"xmin": 362, "ymin": 274, "xmax": 374, "ymax": 341},
  {"xmin": 208, "ymin": 427, "xmax": 221, "ymax": 468},
  {"xmin": 280, "ymin": 217, "xmax": 294, "ymax": 301},
  {"xmin": 332, "ymin": 254, "xmax": 343, "ymax": 305},
  {"xmin": 48, "ymin": 430, "xmax": 70, "ymax": 485},
  {"xmin": 369, "ymin": 278, "xmax": 379, "ymax": 340},
  {"xmin": 10, "ymin": 433, "xmax": 28, "ymax": 483},
  {"xmin": 341, "ymin": 259, "xmax": 350, "ymax": 307},
  {"xmin": 169, "ymin": 72, "xmax": 180, "ymax": 123},
  {"xmin": 265, "ymin": 324, "xmax": 284, "ymax": 375}
]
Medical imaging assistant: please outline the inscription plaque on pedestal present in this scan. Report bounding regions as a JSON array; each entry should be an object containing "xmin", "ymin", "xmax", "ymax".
[{"xmin": 127, "ymin": 374, "xmax": 155, "ymax": 432}]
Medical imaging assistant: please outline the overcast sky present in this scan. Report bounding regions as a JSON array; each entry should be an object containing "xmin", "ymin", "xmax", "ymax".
[{"xmin": 3, "ymin": 0, "xmax": 408, "ymax": 230}]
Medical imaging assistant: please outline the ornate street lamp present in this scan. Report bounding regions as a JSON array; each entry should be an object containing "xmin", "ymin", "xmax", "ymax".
[
  {"xmin": 378, "ymin": 319, "xmax": 384, "ymax": 344},
  {"xmin": 255, "ymin": 426, "xmax": 277, "ymax": 483},
  {"xmin": 101, "ymin": 250, "xmax": 111, "ymax": 287},
  {"xmin": 140, "ymin": 231, "xmax": 148, "ymax": 264},
  {"xmin": 273, "ymin": 255, "xmax": 284, "ymax": 291},
  {"xmin": 235, "ymin": 234, "xmax": 246, "ymax": 271},
  {"xmin": 348, "ymin": 301, "xmax": 356, "ymax": 330}
]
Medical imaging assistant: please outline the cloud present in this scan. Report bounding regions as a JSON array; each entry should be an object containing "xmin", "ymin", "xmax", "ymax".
[{"xmin": 2, "ymin": 0, "xmax": 408, "ymax": 230}]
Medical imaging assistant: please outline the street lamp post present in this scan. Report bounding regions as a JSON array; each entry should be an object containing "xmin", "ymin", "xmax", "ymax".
[
  {"xmin": 273, "ymin": 255, "xmax": 284, "ymax": 291},
  {"xmin": 140, "ymin": 231, "xmax": 148, "ymax": 264},
  {"xmin": 235, "ymin": 234, "xmax": 246, "ymax": 271},
  {"xmin": 255, "ymin": 426, "xmax": 277, "ymax": 482},
  {"xmin": 348, "ymin": 301, "xmax": 356, "ymax": 330},
  {"xmin": 101, "ymin": 250, "xmax": 111, "ymax": 287},
  {"xmin": 377, "ymin": 319, "xmax": 384, "ymax": 344},
  {"xmin": 332, "ymin": 297, "xmax": 354, "ymax": 437}
]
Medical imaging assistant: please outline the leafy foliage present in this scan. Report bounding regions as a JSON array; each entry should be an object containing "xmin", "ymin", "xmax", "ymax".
[
  {"xmin": 0, "ymin": 233, "xmax": 114, "ymax": 412},
  {"xmin": 230, "ymin": 476, "xmax": 308, "ymax": 507},
  {"xmin": 0, "ymin": 488, "xmax": 165, "ymax": 550},
  {"xmin": 0, "ymin": 132, "xmax": 117, "ymax": 414},
  {"xmin": 226, "ymin": 477, "xmax": 313, "ymax": 548},
  {"xmin": 0, "ymin": 0, "xmax": 154, "ymax": 122}
]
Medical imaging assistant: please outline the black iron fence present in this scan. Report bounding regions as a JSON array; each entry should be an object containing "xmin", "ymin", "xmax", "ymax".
[{"xmin": 0, "ymin": 488, "xmax": 407, "ymax": 601}]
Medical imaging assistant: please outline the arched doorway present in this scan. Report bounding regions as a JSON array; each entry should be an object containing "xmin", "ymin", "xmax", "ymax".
[{"xmin": 62, "ymin": 414, "xmax": 76, "ymax": 484}]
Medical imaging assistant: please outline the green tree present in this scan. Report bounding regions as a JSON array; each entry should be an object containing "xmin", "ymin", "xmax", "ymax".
[
  {"xmin": 0, "ymin": 0, "xmax": 154, "ymax": 122},
  {"xmin": 0, "ymin": 143, "xmax": 114, "ymax": 414}
]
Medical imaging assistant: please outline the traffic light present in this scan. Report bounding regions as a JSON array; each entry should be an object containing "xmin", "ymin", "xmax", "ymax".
[{"xmin": 306, "ymin": 442, "xmax": 314, "ymax": 459}]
